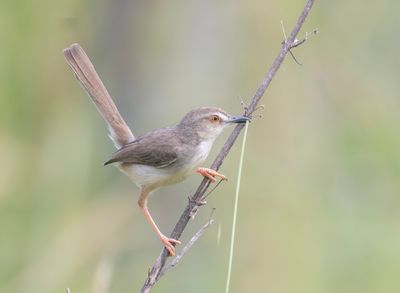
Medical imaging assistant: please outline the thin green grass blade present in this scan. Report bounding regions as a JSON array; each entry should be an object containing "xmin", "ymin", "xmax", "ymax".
[{"xmin": 225, "ymin": 121, "xmax": 249, "ymax": 293}]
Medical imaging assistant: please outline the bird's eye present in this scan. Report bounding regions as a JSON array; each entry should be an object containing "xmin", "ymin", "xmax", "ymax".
[{"xmin": 210, "ymin": 115, "xmax": 220, "ymax": 123}]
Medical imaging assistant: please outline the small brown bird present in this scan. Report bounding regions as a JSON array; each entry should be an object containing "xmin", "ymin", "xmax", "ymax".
[{"xmin": 63, "ymin": 44, "xmax": 249, "ymax": 255}]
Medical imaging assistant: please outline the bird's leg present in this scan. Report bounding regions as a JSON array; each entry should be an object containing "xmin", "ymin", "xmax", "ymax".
[
  {"xmin": 196, "ymin": 167, "xmax": 227, "ymax": 182},
  {"xmin": 138, "ymin": 190, "xmax": 181, "ymax": 256}
]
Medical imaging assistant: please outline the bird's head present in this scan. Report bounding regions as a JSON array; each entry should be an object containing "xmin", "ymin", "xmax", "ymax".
[{"xmin": 178, "ymin": 107, "xmax": 250, "ymax": 142}]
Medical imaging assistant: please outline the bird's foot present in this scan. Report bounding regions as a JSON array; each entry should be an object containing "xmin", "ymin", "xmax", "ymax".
[
  {"xmin": 196, "ymin": 167, "xmax": 227, "ymax": 182},
  {"xmin": 160, "ymin": 234, "xmax": 181, "ymax": 256}
]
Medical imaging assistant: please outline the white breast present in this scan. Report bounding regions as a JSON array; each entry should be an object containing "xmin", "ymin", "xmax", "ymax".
[{"xmin": 189, "ymin": 140, "xmax": 213, "ymax": 169}]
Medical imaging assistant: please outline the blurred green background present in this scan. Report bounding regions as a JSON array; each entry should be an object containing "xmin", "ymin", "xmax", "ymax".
[{"xmin": 1, "ymin": 0, "xmax": 400, "ymax": 292}]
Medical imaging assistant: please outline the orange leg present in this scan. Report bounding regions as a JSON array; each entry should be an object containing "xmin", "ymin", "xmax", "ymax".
[
  {"xmin": 138, "ymin": 190, "xmax": 181, "ymax": 256},
  {"xmin": 196, "ymin": 167, "xmax": 227, "ymax": 182}
]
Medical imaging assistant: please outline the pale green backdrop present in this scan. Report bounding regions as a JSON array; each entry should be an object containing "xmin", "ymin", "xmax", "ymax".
[{"xmin": 1, "ymin": 0, "xmax": 400, "ymax": 292}]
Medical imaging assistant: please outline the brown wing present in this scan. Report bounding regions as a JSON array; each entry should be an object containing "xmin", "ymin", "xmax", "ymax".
[{"xmin": 103, "ymin": 129, "xmax": 179, "ymax": 168}]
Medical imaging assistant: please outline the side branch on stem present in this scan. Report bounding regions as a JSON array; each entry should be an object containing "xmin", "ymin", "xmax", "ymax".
[
  {"xmin": 158, "ymin": 209, "xmax": 216, "ymax": 280},
  {"xmin": 140, "ymin": 0, "xmax": 315, "ymax": 292}
]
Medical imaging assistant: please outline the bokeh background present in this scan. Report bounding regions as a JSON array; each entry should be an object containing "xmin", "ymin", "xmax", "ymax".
[{"xmin": 1, "ymin": 0, "xmax": 400, "ymax": 292}]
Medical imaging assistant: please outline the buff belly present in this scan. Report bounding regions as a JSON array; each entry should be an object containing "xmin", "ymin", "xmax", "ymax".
[{"xmin": 119, "ymin": 163, "xmax": 193, "ymax": 190}]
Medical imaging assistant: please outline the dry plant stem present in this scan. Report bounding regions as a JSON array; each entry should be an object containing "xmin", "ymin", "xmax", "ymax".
[
  {"xmin": 140, "ymin": 1, "xmax": 315, "ymax": 292},
  {"xmin": 158, "ymin": 209, "xmax": 216, "ymax": 280}
]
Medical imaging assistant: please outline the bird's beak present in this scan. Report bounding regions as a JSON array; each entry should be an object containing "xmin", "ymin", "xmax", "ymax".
[{"xmin": 226, "ymin": 115, "xmax": 251, "ymax": 124}]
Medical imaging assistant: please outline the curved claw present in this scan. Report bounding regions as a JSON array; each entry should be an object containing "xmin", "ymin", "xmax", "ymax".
[
  {"xmin": 160, "ymin": 235, "xmax": 181, "ymax": 256},
  {"xmin": 196, "ymin": 167, "xmax": 227, "ymax": 182}
]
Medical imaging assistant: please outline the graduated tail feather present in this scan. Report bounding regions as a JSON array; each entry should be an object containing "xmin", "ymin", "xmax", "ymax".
[{"xmin": 63, "ymin": 43, "xmax": 134, "ymax": 148}]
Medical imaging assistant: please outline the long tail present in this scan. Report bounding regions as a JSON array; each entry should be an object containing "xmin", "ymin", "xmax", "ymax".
[{"xmin": 63, "ymin": 43, "xmax": 134, "ymax": 148}]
